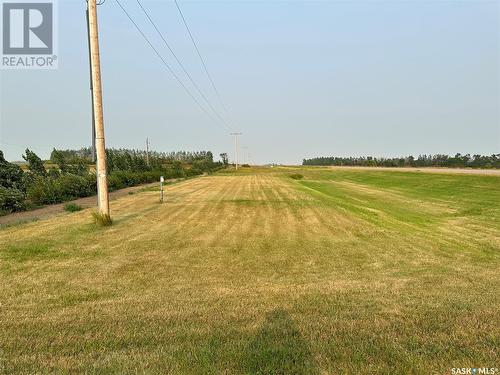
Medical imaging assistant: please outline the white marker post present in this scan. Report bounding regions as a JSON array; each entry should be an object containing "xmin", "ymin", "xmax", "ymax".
[{"xmin": 160, "ymin": 176, "xmax": 164, "ymax": 203}]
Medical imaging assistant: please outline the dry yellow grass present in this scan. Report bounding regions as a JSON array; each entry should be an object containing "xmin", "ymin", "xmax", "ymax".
[{"xmin": 0, "ymin": 168, "xmax": 498, "ymax": 373}]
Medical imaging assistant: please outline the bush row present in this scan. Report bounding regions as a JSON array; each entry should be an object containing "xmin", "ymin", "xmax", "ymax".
[
  {"xmin": 1, "ymin": 168, "xmax": 200, "ymax": 212},
  {"xmin": 1, "ymin": 148, "xmax": 225, "ymax": 214},
  {"xmin": 26, "ymin": 168, "xmax": 193, "ymax": 206},
  {"xmin": 26, "ymin": 174, "xmax": 96, "ymax": 205},
  {"xmin": 108, "ymin": 170, "xmax": 172, "ymax": 192}
]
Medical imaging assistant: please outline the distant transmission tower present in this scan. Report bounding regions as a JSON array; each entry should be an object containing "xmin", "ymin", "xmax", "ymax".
[{"xmin": 230, "ymin": 132, "xmax": 242, "ymax": 170}]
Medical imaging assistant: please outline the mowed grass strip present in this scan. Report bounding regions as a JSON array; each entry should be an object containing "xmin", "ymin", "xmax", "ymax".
[{"xmin": 0, "ymin": 168, "xmax": 498, "ymax": 374}]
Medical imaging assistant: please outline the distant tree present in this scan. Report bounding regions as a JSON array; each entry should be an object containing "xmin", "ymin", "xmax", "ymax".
[
  {"xmin": 0, "ymin": 150, "xmax": 25, "ymax": 190},
  {"xmin": 302, "ymin": 153, "xmax": 500, "ymax": 169},
  {"xmin": 51, "ymin": 148, "xmax": 68, "ymax": 173},
  {"xmin": 171, "ymin": 160, "xmax": 184, "ymax": 177},
  {"xmin": 66, "ymin": 159, "xmax": 88, "ymax": 176},
  {"xmin": 22, "ymin": 149, "xmax": 46, "ymax": 176},
  {"xmin": 220, "ymin": 153, "xmax": 229, "ymax": 166}
]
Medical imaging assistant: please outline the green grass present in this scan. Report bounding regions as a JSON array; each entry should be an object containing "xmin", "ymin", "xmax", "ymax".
[
  {"xmin": 64, "ymin": 202, "xmax": 82, "ymax": 212},
  {"xmin": 289, "ymin": 173, "xmax": 304, "ymax": 180},
  {"xmin": 1, "ymin": 242, "xmax": 57, "ymax": 262},
  {"xmin": 91, "ymin": 210, "xmax": 113, "ymax": 227},
  {"xmin": 0, "ymin": 217, "xmax": 39, "ymax": 230},
  {"xmin": 0, "ymin": 167, "xmax": 498, "ymax": 373}
]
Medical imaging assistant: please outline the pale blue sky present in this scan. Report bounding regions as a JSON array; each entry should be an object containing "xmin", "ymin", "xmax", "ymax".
[{"xmin": 1, "ymin": 0, "xmax": 499, "ymax": 164}]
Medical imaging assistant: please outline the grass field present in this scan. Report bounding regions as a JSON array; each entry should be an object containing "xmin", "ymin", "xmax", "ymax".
[{"xmin": 0, "ymin": 167, "xmax": 499, "ymax": 374}]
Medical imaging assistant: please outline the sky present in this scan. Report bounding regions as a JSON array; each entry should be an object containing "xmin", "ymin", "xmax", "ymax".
[{"xmin": 0, "ymin": 0, "xmax": 499, "ymax": 164}]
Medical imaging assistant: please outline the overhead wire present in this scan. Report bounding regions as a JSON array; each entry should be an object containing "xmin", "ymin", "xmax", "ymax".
[
  {"xmin": 173, "ymin": 0, "xmax": 233, "ymax": 120},
  {"xmin": 135, "ymin": 0, "xmax": 233, "ymax": 131},
  {"xmin": 115, "ymin": 0, "xmax": 231, "ymax": 132}
]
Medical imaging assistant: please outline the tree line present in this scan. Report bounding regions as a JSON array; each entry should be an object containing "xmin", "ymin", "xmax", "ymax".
[
  {"xmin": 302, "ymin": 154, "xmax": 500, "ymax": 169},
  {"xmin": 0, "ymin": 147, "xmax": 225, "ymax": 214},
  {"xmin": 50, "ymin": 147, "xmax": 219, "ymax": 165}
]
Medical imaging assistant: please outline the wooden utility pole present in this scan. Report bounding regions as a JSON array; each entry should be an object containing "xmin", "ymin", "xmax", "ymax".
[
  {"xmin": 85, "ymin": 7, "xmax": 96, "ymax": 163},
  {"xmin": 230, "ymin": 132, "xmax": 242, "ymax": 170},
  {"xmin": 87, "ymin": 0, "xmax": 109, "ymax": 216},
  {"xmin": 146, "ymin": 138, "xmax": 150, "ymax": 166},
  {"xmin": 242, "ymin": 146, "xmax": 248, "ymax": 165}
]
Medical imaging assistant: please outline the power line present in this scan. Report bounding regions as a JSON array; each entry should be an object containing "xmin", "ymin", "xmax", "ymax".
[
  {"xmin": 173, "ymin": 0, "xmax": 230, "ymax": 115},
  {"xmin": 115, "ymin": 0, "xmax": 230, "ymax": 132},
  {"xmin": 135, "ymin": 0, "xmax": 232, "ymax": 131}
]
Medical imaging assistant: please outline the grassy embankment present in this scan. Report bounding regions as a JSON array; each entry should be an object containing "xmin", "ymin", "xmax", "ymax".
[{"xmin": 0, "ymin": 167, "xmax": 498, "ymax": 373}]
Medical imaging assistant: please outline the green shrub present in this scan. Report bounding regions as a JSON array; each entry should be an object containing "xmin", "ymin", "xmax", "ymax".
[
  {"xmin": 107, "ymin": 173, "xmax": 124, "ymax": 192},
  {"xmin": 289, "ymin": 173, "xmax": 304, "ymax": 180},
  {"xmin": 0, "ymin": 151, "xmax": 25, "ymax": 191},
  {"xmin": 27, "ymin": 174, "xmax": 96, "ymax": 205},
  {"xmin": 0, "ymin": 186, "xmax": 26, "ymax": 213},
  {"xmin": 185, "ymin": 167, "xmax": 202, "ymax": 177},
  {"xmin": 26, "ymin": 176, "xmax": 60, "ymax": 205},
  {"xmin": 91, "ymin": 211, "xmax": 113, "ymax": 227},
  {"xmin": 64, "ymin": 203, "xmax": 82, "ymax": 212},
  {"xmin": 107, "ymin": 170, "xmax": 166, "ymax": 191},
  {"xmin": 55, "ymin": 174, "xmax": 95, "ymax": 200},
  {"xmin": 47, "ymin": 168, "xmax": 60, "ymax": 178}
]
